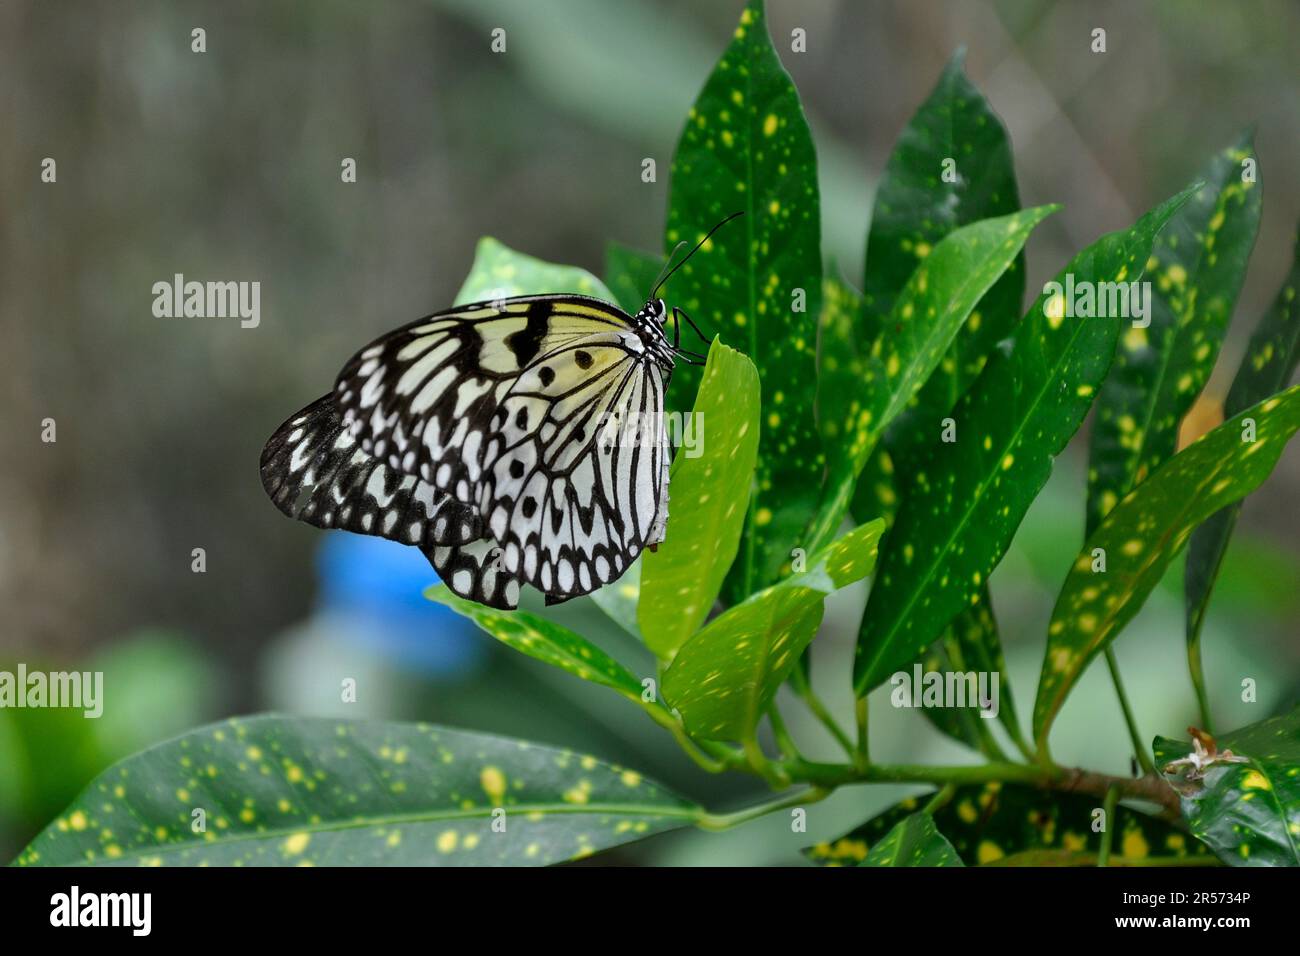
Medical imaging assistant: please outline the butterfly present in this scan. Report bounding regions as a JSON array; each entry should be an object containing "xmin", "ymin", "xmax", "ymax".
[{"xmin": 260, "ymin": 213, "xmax": 743, "ymax": 610}]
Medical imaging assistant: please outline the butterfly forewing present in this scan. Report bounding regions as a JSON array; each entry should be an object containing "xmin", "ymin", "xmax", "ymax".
[
  {"xmin": 333, "ymin": 296, "xmax": 632, "ymax": 505},
  {"xmin": 259, "ymin": 394, "xmax": 481, "ymax": 548}
]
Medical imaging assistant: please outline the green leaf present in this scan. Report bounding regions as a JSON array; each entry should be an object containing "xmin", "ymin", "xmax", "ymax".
[
  {"xmin": 913, "ymin": 643, "xmax": 989, "ymax": 752},
  {"xmin": 665, "ymin": 0, "xmax": 823, "ymax": 601},
  {"xmin": 589, "ymin": 556, "xmax": 645, "ymax": 640},
  {"xmin": 1155, "ymin": 708, "xmax": 1300, "ymax": 866},
  {"xmin": 863, "ymin": 51, "xmax": 1028, "ymax": 470},
  {"xmin": 1087, "ymin": 134, "xmax": 1261, "ymax": 533},
  {"xmin": 663, "ymin": 519, "xmax": 884, "ymax": 741},
  {"xmin": 603, "ymin": 241, "xmax": 663, "ymax": 315},
  {"xmin": 849, "ymin": 443, "xmax": 898, "ymax": 526},
  {"xmin": 639, "ymin": 340, "xmax": 760, "ymax": 659},
  {"xmin": 806, "ymin": 207, "xmax": 1057, "ymax": 554},
  {"xmin": 427, "ymin": 586, "xmax": 645, "ymax": 701},
  {"xmin": 861, "ymin": 812, "xmax": 964, "ymax": 867},
  {"xmin": 854, "ymin": 187, "xmax": 1196, "ymax": 696},
  {"xmin": 806, "ymin": 784, "xmax": 1209, "ymax": 867},
  {"xmin": 454, "ymin": 236, "xmax": 613, "ymax": 305},
  {"xmin": 815, "ymin": 274, "xmax": 870, "ymax": 477},
  {"xmin": 1186, "ymin": 224, "xmax": 1300, "ymax": 688},
  {"xmin": 14, "ymin": 715, "xmax": 697, "ymax": 867},
  {"xmin": 920, "ymin": 587, "xmax": 1025, "ymax": 755},
  {"xmin": 1034, "ymin": 385, "xmax": 1300, "ymax": 744}
]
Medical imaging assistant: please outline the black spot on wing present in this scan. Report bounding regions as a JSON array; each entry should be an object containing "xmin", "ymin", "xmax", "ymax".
[{"xmin": 505, "ymin": 300, "xmax": 552, "ymax": 367}]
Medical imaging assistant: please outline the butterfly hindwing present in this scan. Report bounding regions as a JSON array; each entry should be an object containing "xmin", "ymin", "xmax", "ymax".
[
  {"xmin": 260, "ymin": 394, "xmax": 481, "ymax": 548},
  {"xmin": 422, "ymin": 537, "xmax": 519, "ymax": 610},
  {"xmin": 477, "ymin": 330, "xmax": 670, "ymax": 602}
]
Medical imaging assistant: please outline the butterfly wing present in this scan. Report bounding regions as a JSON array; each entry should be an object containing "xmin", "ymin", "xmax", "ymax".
[
  {"xmin": 476, "ymin": 329, "xmax": 671, "ymax": 603},
  {"xmin": 333, "ymin": 295, "xmax": 633, "ymax": 505},
  {"xmin": 260, "ymin": 394, "xmax": 481, "ymax": 548},
  {"xmin": 421, "ymin": 538, "xmax": 520, "ymax": 610}
]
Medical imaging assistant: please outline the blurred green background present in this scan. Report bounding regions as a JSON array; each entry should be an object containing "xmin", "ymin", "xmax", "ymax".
[{"xmin": 1, "ymin": 0, "xmax": 1298, "ymax": 865}]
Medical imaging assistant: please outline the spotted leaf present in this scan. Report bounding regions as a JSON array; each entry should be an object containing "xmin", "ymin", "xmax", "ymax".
[
  {"xmin": 805, "ymin": 784, "xmax": 1207, "ymax": 867},
  {"xmin": 639, "ymin": 340, "xmax": 760, "ymax": 660},
  {"xmin": 919, "ymin": 587, "xmax": 1025, "ymax": 755},
  {"xmin": 14, "ymin": 716, "xmax": 697, "ymax": 867},
  {"xmin": 427, "ymin": 586, "xmax": 646, "ymax": 701},
  {"xmin": 861, "ymin": 812, "xmax": 964, "ymax": 867},
  {"xmin": 665, "ymin": 0, "xmax": 823, "ymax": 601},
  {"xmin": 1034, "ymin": 385, "xmax": 1300, "ymax": 744},
  {"xmin": 1154, "ymin": 707, "xmax": 1300, "ymax": 866},
  {"xmin": 663, "ymin": 519, "xmax": 884, "ymax": 741},
  {"xmin": 854, "ymin": 187, "xmax": 1196, "ymax": 696},
  {"xmin": 1186, "ymin": 224, "xmax": 1300, "ymax": 687},
  {"xmin": 806, "ymin": 206, "xmax": 1057, "ymax": 554},
  {"xmin": 863, "ymin": 50, "xmax": 1028, "ymax": 471},
  {"xmin": 1087, "ymin": 134, "xmax": 1261, "ymax": 533},
  {"xmin": 454, "ymin": 236, "xmax": 613, "ymax": 306}
]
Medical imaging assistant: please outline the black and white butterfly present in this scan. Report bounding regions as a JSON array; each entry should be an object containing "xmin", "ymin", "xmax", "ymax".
[{"xmin": 260, "ymin": 213, "xmax": 742, "ymax": 609}]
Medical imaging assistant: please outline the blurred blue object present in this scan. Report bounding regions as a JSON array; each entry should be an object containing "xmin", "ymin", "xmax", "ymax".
[{"xmin": 315, "ymin": 532, "xmax": 489, "ymax": 678}]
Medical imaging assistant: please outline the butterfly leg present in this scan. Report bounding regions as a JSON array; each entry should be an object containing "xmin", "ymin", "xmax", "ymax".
[{"xmin": 672, "ymin": 307, "xmax": 713, "ymax": 350}]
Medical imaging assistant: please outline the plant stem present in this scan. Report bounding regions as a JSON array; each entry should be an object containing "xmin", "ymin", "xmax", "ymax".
[
  {"xmin": 1186, "ymin": 636, "xmax": 1214, "ymax": 734},
  {"xmin": 743, "ymin": 736, "xmax": 791, "ymax": 788},
  {"xmin": 789, "ymin": 666, "xmax": 857, "ymax": 762},
  {"xmin": 854, "ymin": 696, "xmax": 870, "ymax": 766},
  {"xmin": 1103, "ymin": 648, "xmax": 1156, "ymax": 776},
  {"xmin": 696, "ymin": 787, "xmax": 830, "ymax": 831},
  {"xmin": 1097, "ymin": 785, "xmax": 1119, "ymax": 867},
  {"xmin": 971, "ymin": 714, "xmax": 1011, "ymax": 763},
  {"xmin": 638, "ymin": 702, "xmax": 730, "ymax": 773},
  {"xmin": 767, "ymin": 701, "xmax": 803, "ymax": 762},
  {"xmin": 924, "ymin": 783, "xmax": 957, "ymax": 814}
]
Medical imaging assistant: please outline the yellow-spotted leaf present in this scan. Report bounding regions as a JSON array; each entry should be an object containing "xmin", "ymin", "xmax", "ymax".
[
  {"xmin": 1154, "ymin": 708, "xmax": 1300, "ymax": 867},
  {"xmin": 663, "ymin": 519, "xmax": 884, "ymax": 741},
  {"xmin": 639, "ymin": 340, "xmax": 760, "ymax": 659},
  {"xmin": 854, "ymin": 187, "xmax": 1196, "ymax": 697},
  {"xmin": 454, "ymin": 236, "xmax": 613, "ymax": 305},
  {"xmin": 1034, "ymin": 385, "xmax": 1300, "ymax": 744},
  {"xmin": 864, "ymin": 52, "xmax": 1029, "ymax": 471},
  {"xmin": 665, "ymin": 0, "xmax": 823, "ymax": 602},
  {"xmin": 14, "ymin": 716, "xmax": 697, "ymax": 867},
  {"xmin": 1185, "ymin": 224, "xmax": 1300, "ymax": 711},
  {"xmin": 806, "ymin": 784, "xmax": 1207, "ymax": 867},
  {"xmin": 1087, "ymin": 134, "xmax": 1261, "ymax": 533},
  {"xmin": 806, "ymin": 207, "xmax": 1057, "ymax": 554},
  {"xmin": 920, "ymin": 587, "xmax": 1026, "ymax": 755},
  {"xmin": 428, "ymin": 586, "xmax": 645, "ymax": 701},
  {"xmin": 862, "ymin": 812, "xmax": 963, "ymax": 867}
]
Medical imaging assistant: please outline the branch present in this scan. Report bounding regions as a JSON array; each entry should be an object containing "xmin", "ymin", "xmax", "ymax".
[{"xmin": 779, "ymin": 757, "xmax": 1180, "ymax": 815}]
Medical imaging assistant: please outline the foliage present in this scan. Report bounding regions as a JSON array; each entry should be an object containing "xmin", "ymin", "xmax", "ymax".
[{"xmin": 20, "ymin": 0, "xmax": 1300, "ymax": 867}]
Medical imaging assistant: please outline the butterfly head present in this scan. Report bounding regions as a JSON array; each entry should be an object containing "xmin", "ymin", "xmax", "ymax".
[{"xmin": 631, "ymin": 299, "xmax": 676, "ymax": 368}]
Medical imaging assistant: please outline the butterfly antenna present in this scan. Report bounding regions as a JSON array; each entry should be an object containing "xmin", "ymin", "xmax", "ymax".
[
  {"xmin": 650, "ymin": 210, "xmax": 745, "ymax": 300},
  {"xmin": 649, "ymin": 241, "xmax": 689, "ymax": 296}
]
